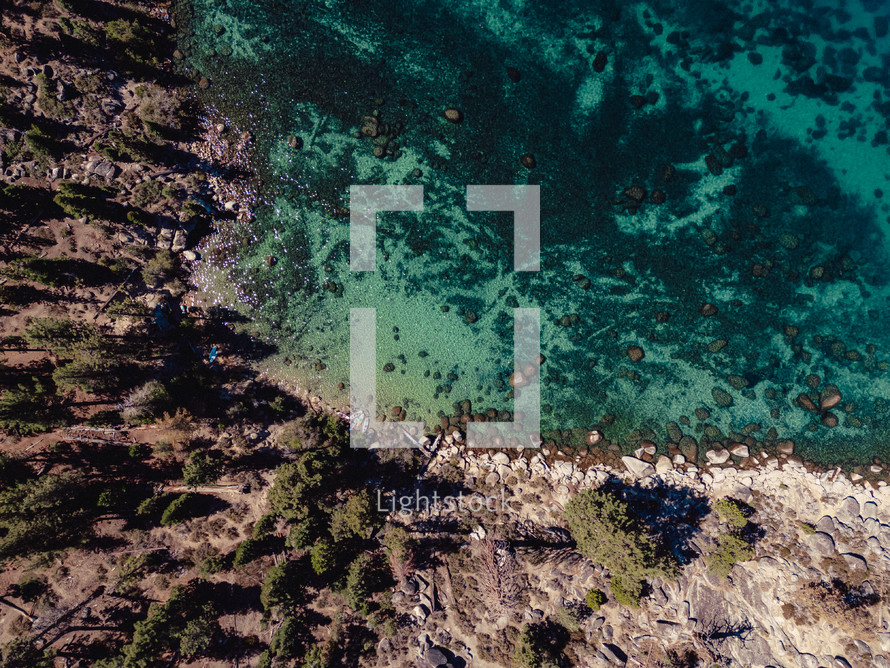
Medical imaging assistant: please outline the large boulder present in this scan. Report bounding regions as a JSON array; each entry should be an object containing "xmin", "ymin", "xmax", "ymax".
[
  {"xmin": 57, "ymin": 82, "xmax": 74, "ymax": 101},
  {"xmin": 836, "ymin": 496, "xmax": 860, "ymax": 524},
  {"xmin": 811, "ymin": 531, "xmax": 835, "ymax": 556},
  {"xmin": 655, "ymin": 455, "xmax": 672, "ymax": 474},
  {"xmin": 815, "ymin": 515, "xmax": 836, "ymax": 535},
  {"xmin": 706, "ymin": 448, "xmax": 731, "ymax": 465},
  {"xmin": 171, "ymin": 229, "xmax": 187, "ymax": 252},
  {"xmin": 86, "ymin": 159, "xmax": 117, "ymax": 180},
  {"xmin": 730, "ymin": 443, "xmax": 749, "ymax": 458},
  {"xmin": 841, "ymin": 553, "xmax": 867, "ymax": 571},
  {"xmin": 422, "ymin": 647, "xmax": 450, "ymax": 668},
  {"xmin": 862, "ymin": 501, "xmax": 878, "ymax": 520},
  {"xmin": 621, "ymin": 456, "xmax": 655, "ymax": 479},
  {"xmin": 600, "ymin": 643, "xmax": 627, "ymax": 665}
]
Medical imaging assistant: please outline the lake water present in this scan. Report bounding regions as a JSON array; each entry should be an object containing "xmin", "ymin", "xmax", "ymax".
[{"xmin": 174, "ymin": 0, "xmax": 890, "ymax": 467}]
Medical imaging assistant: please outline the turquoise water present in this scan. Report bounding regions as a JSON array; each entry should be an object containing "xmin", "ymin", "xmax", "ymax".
[{"xmin": 174, "ymin": 0, "xmax": 890, "ymax": 467}]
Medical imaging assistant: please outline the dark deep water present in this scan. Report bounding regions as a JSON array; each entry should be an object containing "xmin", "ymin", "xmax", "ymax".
[{"xmin": 174, "ymin": 0, "xmax": 890, "ymax": 468}]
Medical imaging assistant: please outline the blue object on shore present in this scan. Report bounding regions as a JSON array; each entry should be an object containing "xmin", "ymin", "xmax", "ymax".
[{"xmin": 208, "ymin": 346, "xmax": 218, "ymax": 364}]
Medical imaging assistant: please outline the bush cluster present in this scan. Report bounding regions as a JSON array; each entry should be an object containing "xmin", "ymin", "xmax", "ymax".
[
  {"xmin": 706, "ymin": 532, "xmax": 754, "ymax": 578},
  {"xmin": 714, "ymin": 497, "xmax": 748, "ymax": 528}
]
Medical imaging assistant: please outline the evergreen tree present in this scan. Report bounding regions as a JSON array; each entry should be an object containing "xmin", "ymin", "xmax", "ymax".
[
  {"xmin": 0, "ymin": 472, "xmax": 95, "ymax": 562},
  {"xmin": 343, "ymin": 554, "xmax": 374, "ymax": 614},
  {"xmin": 0, "ymin": 377, "xmax": 67, "ymax": 434},
  {"xmin": 0, "ymin": 639, "xmax": 55, "ymax": 668},
  {"xmin": 182, "ymin": 450, "xmax": 221, "ymax": 488},
  {"xmin": 564, "ymin": 489, "xmax": 675, "ymax": 607}
]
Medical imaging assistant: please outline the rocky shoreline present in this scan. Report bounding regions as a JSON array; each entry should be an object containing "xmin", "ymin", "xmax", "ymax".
[{"xmin": 374, "ymin": 431, "xmax": 890, "ymax": 668}]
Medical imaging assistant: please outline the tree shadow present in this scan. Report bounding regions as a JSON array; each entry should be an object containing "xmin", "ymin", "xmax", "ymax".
[
  {"xmin": 210, "ymin": 581, "xmax": 262, "ymax": 616},
  {"xmin": 598, "ymin": 475, "xmax": 711, "ymax": 566},
  {"xmin": 330, "ymin": 616, "xmax": 378, "ymax": 668}
]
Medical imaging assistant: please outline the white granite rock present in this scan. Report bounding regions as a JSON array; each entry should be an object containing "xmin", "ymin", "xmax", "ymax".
[{"xmin": 621, "ymin": 456, "xmax": 655, "ymax": 479}]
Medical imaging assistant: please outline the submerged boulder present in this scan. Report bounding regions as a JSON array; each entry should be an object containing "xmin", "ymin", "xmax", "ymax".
[{"xmin": 443, "ymin": 107, "xmax": 463, "ymax": 123}]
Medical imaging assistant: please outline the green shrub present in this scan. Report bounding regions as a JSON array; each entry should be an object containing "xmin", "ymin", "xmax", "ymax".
[
  {"xmin": 609, "ymin": 575, "xmax": 643, "ymax": 608},
  {"xmin": 97, "ymin": 487, "xmax": 116, "ymax": 512},
  {"xmin": 136, "ymin": 493, "xmax": 175, "ymax": 518},
  {"xmin": 181, "ymin": 200, "xmax": 205, "ymax": 220},
  {"xmin": 128, "ymin": 443, "xmax": 151, "ymax": 459},
  {"xmin": 133, "ymin": 179, "xmax": 164, "ymax": 207},
  {"xmin": 252, "ymin": 513, "xmax": 278, "ymax": 540},
  {"xmin": 160, "ymin": 494, "xmax": 193, "ymax": 526},
  {"xmin": 161, "ymin": 185, "xmax": 182, "ymax": 201},
  {"xmin": 182, "ymin": 451, "xmax": 221, "ymax": 488},
  {"xmin": 33, "ymin": 77, "xmax": 73, "ymax": 121},
  {"xmin": 141, "ymin": 249, "xmax": 178, "ymax": 287},
  {"xmin": 64, "ymin": 19, "xmax": 101, "ymax": 46},
  {"xmin": 118, "ymin": 551, "xmax": 164, "ymax": 586},
  {"xmin": 106, "ymin": 297, "xmax": 151, "ymax": 320},
  {"xmin": 232, "ymin": 538, "xmax": 263, "ymax": 568},
  {"xmin": 714, "ymin": 498, "xmax": 748, "ymax": 528},
  {"xmin": 96, "ymin": 129, "xmax": 159, "ymax": 164},
  {"xmin": 310, "ymin": 540, "xmax": 336, "ymax": 575},
  {"xmin": 74, "ymin": 72, "xmax": 109, "ymax": 98},
  {"xmin": 555, "ymin": 605, "xmax": 582, "ymax": 633},
  {"xmin": 127, "ymin": 209, "xmax": 152, "ymax": 227},
  {"xmin": 706, "ymin": 532, "xmax": 754, "ymax": 578},
  {"xmin": 154, "ymin": 440, "xmax": 174, "ymax": 457},
  {"xmin": 513, "ymin": 624, "xmax": 545, "ymax": 668},
  {"xmin": 799, "ymin": 521, "xmax": 816, "ymax": 535},
  {"xmin": 585, "ymin": 588, "xmax": 606, "ymax": 611},
  {"xmin": 197, "ymin": 554, "xmax": 229, "ymax": 577},
  {"xmin": 104, "ymin": 19, "xmax": 161, "ymax": 67},
  {"xmin": 25, "ymin": 125, "xmax": 63, "ymax": 163}
]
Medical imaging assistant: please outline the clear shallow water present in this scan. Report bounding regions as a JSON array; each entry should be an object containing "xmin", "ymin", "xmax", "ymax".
[{"xmin": 175, "ymin": 0, "xmax": 890, "ymax": 467}]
